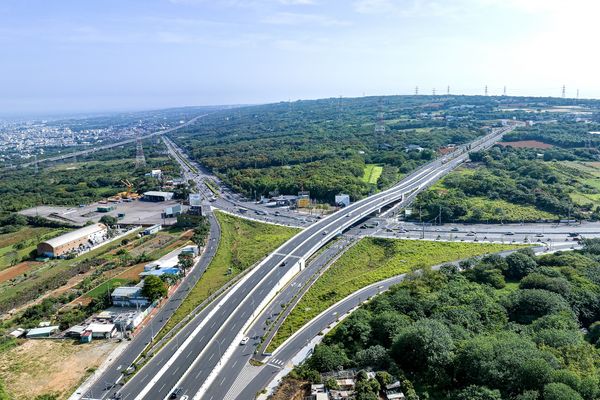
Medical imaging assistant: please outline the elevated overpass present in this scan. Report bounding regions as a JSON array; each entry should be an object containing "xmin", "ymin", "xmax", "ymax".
[{"xmin": 104, "ymin": 125, "xmax": 511, "ymax": 400}]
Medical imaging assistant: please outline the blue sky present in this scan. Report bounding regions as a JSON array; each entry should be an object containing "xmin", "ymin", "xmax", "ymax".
[{"xmin": 0, "ymin": 0, "xmax": 598, "ymax": 114}]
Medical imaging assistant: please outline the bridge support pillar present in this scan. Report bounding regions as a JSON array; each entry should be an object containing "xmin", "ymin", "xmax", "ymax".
[{"xmin": 298, "ymin": 257, "xmax": 305, "ymax": 271}]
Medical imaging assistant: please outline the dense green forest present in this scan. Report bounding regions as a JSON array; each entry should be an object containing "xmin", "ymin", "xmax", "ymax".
[
  {"xmin": 172, "ymin": 96, "xmax": 600, "ymax": 203},
  {"xmin": 294, "ymin": 242, "xmax": 600, "ymax": 400},
  {"xmin": 0, "ymin": 139, "xmax": 179, "ymax": 215},
  {"xmin": 172, "ymin": 96, "xmax": 501, "ymax": 202},
  {"xmin": 414, "ymin": 130, "xmax": 600, "ymax": 222}
]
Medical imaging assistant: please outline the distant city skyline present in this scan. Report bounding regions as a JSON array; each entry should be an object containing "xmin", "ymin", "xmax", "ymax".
[{"xmin": 1, "ymin": 0, "xmax": 598, "ymax": 114}]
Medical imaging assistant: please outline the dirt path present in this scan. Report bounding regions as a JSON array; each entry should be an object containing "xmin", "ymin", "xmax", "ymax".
[{"xmin": 0, "ymin": 261, "xmax": 40, "ymax": 283}]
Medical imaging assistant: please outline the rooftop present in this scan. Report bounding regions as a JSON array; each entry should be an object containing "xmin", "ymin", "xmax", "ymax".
[
  {"xmin": 26, "ymin": 326, "xmax": 59, "ymax": 336},
  {"xmin": 42, "ymin": 223, "xmax": 107, "ymax": 248},
  {"xmin": 112, "ymin": 286, "xmax": 143, "ymax": 297},
  {"xmin": 87, "ymin": 323, "xmax": 115, "ymax": 333},
  {"xmin": 143, "ymin": 191, "xmax": 174, "ymax": 197}
]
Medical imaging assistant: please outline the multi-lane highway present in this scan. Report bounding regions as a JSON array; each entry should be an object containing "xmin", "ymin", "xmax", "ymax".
[
  {"xmin": 4, "ymin": 114, "xmax": 210, "ymax": 172},
  {"xmin": 102, "ymin": 125, "xmax": 511, "ymax": 400},
  {"xmin": 80, "ymin": 209, "xmax": 221, "ymax": 400},
  {"xmin": 162, "ymin": 136, "xmax": 315, "ymax": 228},
  {"xmin": 232, "ymin": 240, "xmax": 580, "ymax": 400}
]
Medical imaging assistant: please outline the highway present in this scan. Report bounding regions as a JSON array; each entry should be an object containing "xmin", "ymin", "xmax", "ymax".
[
  {"xmin": 162, "ymin": 136, "xmax": 315, "ymax": 228},
  {"xmin": 80, "ymin": 209, "xmax": 221, "ymax": 400},
  {"xmin": 233, "ymin": 241, "xmax": 579, "ymax": 400},
  {"xmin": 368, "ymin": 220, "xmax": 600, "ymax": 249},
  {"xmin": 106, "ymin": 125, "xmax": 511, "ymax": 400},
  {"xmin": 5, "ymin": 114, "xmax": 210, "ymax": 171}
]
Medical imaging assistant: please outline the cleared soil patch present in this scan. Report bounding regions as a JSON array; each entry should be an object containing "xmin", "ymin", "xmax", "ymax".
[
  {"xmin": 115, "ymin": 263, "xmax": 146, "ymax": 280},
  {"xmin": 270, "ymin": 378, "xmax": 308, "ymax": 400},
  {"xmin": 0, "ymin": 339, "xmax": 118, "ymax": 400},
  {"xmin": 498, "ymin": 140, "xmax": 553, "ymax": 149},
  {"xmin": 0, "ymin": 261, "xmax": 40, "ymax": 283}
]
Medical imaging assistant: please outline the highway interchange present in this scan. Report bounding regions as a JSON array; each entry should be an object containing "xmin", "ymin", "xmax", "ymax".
[
  {"xmin": 79, "ymin": 124, "xmax": 513, "ymax": 400},
  {"xmin": 79, "ymin": 121, "xmax": 600, "ymax": 400}
]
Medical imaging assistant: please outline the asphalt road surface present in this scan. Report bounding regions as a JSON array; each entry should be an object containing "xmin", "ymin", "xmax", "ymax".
[
  {"xmin": 233, "ymin": 241, "xmax": 579, "ymax": 400},
  {"xmin": 108, "ymin": 126, "xmax": 510, "ymax": 400},
  {"xmin": 6, "ymin": 114, "xmax": 210, "ymax": 171},
  {"xmin": 81, "ymin": 210, "xmax": 221, "ymax": 400}
]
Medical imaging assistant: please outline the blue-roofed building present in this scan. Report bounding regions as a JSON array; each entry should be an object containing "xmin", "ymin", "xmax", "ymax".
[{"xmin": 139, "ymin": 267, "xmax": 181, "ymax": 277}]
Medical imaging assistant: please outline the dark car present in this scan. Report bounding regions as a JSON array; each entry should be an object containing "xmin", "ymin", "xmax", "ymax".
[{"xmin": 170, "ymin": 388, "xmax": 183, "ymax": 399}]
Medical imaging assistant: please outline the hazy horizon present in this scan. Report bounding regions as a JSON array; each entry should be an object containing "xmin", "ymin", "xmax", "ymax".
[{"xmin": 1, "ymin": 0, "xmax": 599, "ymax": 114}]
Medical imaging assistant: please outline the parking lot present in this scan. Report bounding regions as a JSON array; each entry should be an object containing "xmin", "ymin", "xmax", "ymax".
[{"xmin": 19, "ymin": 199, "xmax": 185, "ymax": 226}]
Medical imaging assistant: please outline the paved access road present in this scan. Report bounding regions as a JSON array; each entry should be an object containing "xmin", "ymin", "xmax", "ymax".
[
  {"xmin": 80, "ymin": 210, "xmax": 221, "ymax": 400},
  {"xmin": 162, "ymin": 136, "xmax": 320, "ymax": 228},
  {"xmin": 204, "ymin": 235, "xmax": 359, "ymax": 400},
  {"xmin": 233, "ymin": 241, "xmax": 579, "ymax": 399},
  {"xmin": 369, "ymin": 220, "xmax": 600, "ymax": 249},
  {"xmin": 110, "ymin": 126, "xmax": 511, "ymax": 400}
]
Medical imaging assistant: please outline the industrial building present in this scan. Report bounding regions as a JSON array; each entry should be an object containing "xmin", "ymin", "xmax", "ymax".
[
  {"xmin": 111, "ymin": 286, "xmax": 150, "ymax": 307},
  {"xmin": 86, "ymin": 323, "xmax": 116, "ymax": 339},
  {"xmin": 335, "ymin": 194, "xmax": 351, "ymax": 207},
  {"xmin": 26, "ymin": 326, "xmax": 59, "ymax": 338},
  {"xmin": 163, "ymin": 204, "xmax": 182, "ymax": 218},
  {"xmin": 143, "ymin": 224, "xmax": 162, "ymax": 235},
  {"xmin": 37, "ymin": 223, "xmax": 108, "ymax": 258},
  {"xmin": 142, "ymin": 191, "xmax": 174, "ymax": 202},
  {"xmin": 188, "ymin": 193, "xmax": 204, "ymax": 215}
]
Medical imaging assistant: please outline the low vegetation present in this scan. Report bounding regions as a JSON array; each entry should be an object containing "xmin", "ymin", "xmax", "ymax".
[
  {"xmin": 0, "ymin": 339, "xmax": 117, "ymax": 400},
  {"xmin": 414, "ymin": 142, "xmax": 600, "ymax": 223},
  {"xmin": 0, "ymin": 139, "xmax": 178, "ymax": 214},
  {"xmin": 268, "ymin": 238, "xmax": 519, "ymax": 351},
  {"xmin": 362, "ymin": 164, "xmax": 383, "ymax": 185},
  {"xmin": 155, "ymin": 211, "xmax": 299, "ymax": 341},
  {"xmin": 295, "ymin": 241, "xmax": 600, "ymax": 400}
]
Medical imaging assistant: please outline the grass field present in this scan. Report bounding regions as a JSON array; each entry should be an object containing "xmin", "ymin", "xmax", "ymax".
[
  {"xmin": 0, "ymin": 227, "xmax": 67, "ymax": 271},
  {"xmin": 85, "ymin": 277, "xmax": 133, "ymax": 300},
  {"xmin": 558, "ymin": 161, "xmax": 600, "ymax": 208},
  {"xmin": 460, "ymin": 197, "xmax": 556, "ymax": 222},
  {"xmin": 0, "ymin": 229, "xmax": 142, "ymax": 314},
  {"xmin": 362, "ymin": 164, "xmax": 383, "ymax": 185},
  {"xmin": 267, "ymin": 238, "xmax": 520, "ymax": 351},
  {"xmin": 155, "ymin": 211, "xmax": 299, "ymax": 342}
]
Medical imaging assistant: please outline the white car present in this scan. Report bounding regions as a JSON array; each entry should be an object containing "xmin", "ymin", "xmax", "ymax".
[{"xmin": 240, "ymin": 337, "xmax": 249, "ymax": 345}]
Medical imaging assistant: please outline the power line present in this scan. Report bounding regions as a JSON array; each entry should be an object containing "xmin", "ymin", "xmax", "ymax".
[
  {"xmin": 374, "ymin": 98, "xmax": 386, "ymax": 134},
  {"xmin": 135, "ymin": 134, "xmax": 146, "ymax": 168}
]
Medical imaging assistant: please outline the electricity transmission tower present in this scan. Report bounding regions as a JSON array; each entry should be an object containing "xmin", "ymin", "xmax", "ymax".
[
  {"xmin": 135, "ymin": 134, "xmax": 146, "ymax": 168},
  {"xmin": 374, "ymin": 99, "xmax": 386, "ymax": 134}
]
